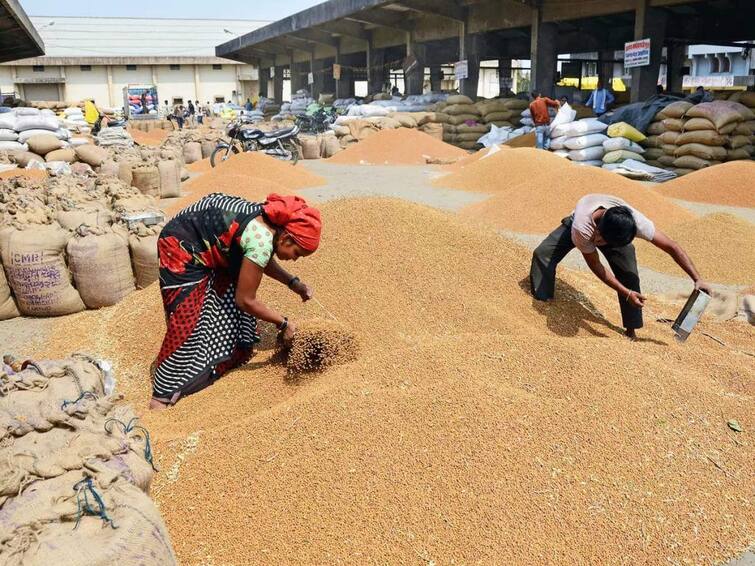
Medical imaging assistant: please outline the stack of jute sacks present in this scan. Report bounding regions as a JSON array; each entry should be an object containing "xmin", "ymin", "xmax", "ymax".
[
  {"xmin": 0, "ymin": 174, "xmax": 163, "ymax": 320},
  {"xmin": 0, "ymin": 355, "xmax": 177, "ymax": 565},
  {"xmin": 477, "ymin": 98, "xmax": 527, "ymax": 128},
  {"xmin": 439, "ymin": 95, "xmax": 487, "ymax": 150},
  {"xmin": 100, "ymin": 144, "xmax": 184, "ymax": 199},
  {"xmin": 666, "ymin": 100, "xmax": 754, "ymax": 175}
]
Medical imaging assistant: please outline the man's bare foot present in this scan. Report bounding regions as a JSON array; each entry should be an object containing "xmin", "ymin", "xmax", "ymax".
[
  {"xmin": 625, "ymin": 329, "xmax": 638, "ymax": 341},
  {"xmin": 149, "ymin": 398, "xmax": 169, "ymax": 411}
]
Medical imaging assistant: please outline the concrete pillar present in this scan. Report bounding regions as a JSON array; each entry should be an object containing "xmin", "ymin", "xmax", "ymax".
[
  {"xmin": 367, "ymin": 36, "xmax": 387, "ymax": 94},
  {"xmin": 598, "ymin": 49, "xmax": 614, "ymax": 88},
  {"xmin": 273, "ymin": 65, "xmax": 284, "ymax": 103},
  {"xmin": 530, "ymin": 7, "xmax": 558, "ymax": 98},
  {"xmin": 430, "ymin": 65, "xmax": 443, "ymax": 92},
  {"xmin": 310, "ymin": 54, "xmax": 325, "ymax": 100},
  {"xmin": 459, "ymin": 32, "xmax": 481, "ymax": 99},
  {"xmin": 498, "ymin": 58, "xmax": 513, "ymax": 96},
  {"xmin": 630, "ymin": 0, "xmax": 667, "ymax": 102},
  {"xmin": 666, "ymin": 43, "xmax": 685, "ymax": 94},
  {"xmin": 322, "ymin": 59, "xmax": 336, "ymax": 95},
  {"xmin": 106, "ymin": 65, "xmax": 114, "ymax": 107},
  {"xmin": 193, "ymin": 64, "xmax": 201, "ymax": 102},
  {"xmin": 405, "ymin": 32, "xmax": 426, "ymax": 96},
  {"xmin": 290, "ymin": 60, "xmax": 304, "ymax": 94},
  {"xmin": 259, "ymin": 67, "xmax": 270, "ymax": 98}
]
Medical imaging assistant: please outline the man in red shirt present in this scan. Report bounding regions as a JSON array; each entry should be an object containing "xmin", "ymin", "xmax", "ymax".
[{"xmin": 529, "ymin": 91, "xmax": 560, "ymax": 149}]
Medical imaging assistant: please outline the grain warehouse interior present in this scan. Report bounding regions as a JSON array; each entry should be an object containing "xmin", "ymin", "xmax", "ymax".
[{"xmin": 1, "ymin": 3, "xmax": 754, "ymax": 562}]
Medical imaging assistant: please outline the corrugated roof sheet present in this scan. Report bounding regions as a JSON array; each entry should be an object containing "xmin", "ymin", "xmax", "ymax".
[{"xmin": 29, "ymin": 16, "xmax": 268, "ymax": 58}]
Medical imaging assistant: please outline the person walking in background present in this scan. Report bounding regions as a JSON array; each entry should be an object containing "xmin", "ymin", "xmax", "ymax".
[
  {"xmin": 187, "ymin": 99, "xmax": 196, "ymax": 126},
  {"xmin": 585, "ymin": 79, "xmax": 615, "ymax": 116},
  {"xmin": 245, "ymin": 98, "xmax": 253, "ymax": 112},
  {"xmin": 195, "ymin": 100, "xmax": 204, "ymax": 125},
  {"xmin": 529, "ymin": 91, "xmax": 560, "ymax": 150},
  {"xmin": 140, "ymin": 90, "xmax": 148, "ymax": 115},
  {"xmin": 172, "ymin": 103, "xmax": 185, "ymax": 129},
  {"xmin": 160, "ymin": 99, "xmax": 171, "ymax": 119}
]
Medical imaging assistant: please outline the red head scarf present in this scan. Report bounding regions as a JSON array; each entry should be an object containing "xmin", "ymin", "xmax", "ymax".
[{"xmin": 263, "ymin": 193, "xmax": 322, "ymax": 252}]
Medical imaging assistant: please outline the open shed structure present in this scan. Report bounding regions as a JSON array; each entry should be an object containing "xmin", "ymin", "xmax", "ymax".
[
  {"xmin": 217, "ymin": 0, "xmax": 754, "ymax": 103},
  {"xmin": 0, "ymin": 0, "xmax": 43, "ymax": 63}
]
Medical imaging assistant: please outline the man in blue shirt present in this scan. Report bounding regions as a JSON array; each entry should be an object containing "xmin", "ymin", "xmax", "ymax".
[{"xmin": 585, "ymin": 79, "xmax": 615, "ymax": 116}]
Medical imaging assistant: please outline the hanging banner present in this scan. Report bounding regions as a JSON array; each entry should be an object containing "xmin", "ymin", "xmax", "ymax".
[
  {"xmin": 454, "ymin": 60, "xmax": 469, "ymax": 80},
  {"xmin": 307, "ymin": 72, "xmax": 314, "ymax": 85},
  {"xmin": 624, "ymin": 38, "xmax": 651, "ymax": 68},
  {"xmin": 333, "ymin": 64, "xmax": 342, "ymax": 80}
]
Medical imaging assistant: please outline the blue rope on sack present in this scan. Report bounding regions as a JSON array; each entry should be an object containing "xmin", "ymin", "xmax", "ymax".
[
  {"xmin": 60, "ymin": 390, "xmax": 99, "ymax": 410},
  {"xmin": 104, "ymin": 418, "xmax": 157, "ymax": 471},
  {"xmin": 73, "ymin": 478, "xmax": 117, "ymax": 529}
]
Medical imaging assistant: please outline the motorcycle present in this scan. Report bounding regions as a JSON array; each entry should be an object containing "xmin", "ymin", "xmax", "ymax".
[
  {"xmin": 210, "ymin": 118, "xmax": 301, "ymax": 167},
  {"xmin": 295, "ymin": 107, "xmax": 337, "ymax": 134}
]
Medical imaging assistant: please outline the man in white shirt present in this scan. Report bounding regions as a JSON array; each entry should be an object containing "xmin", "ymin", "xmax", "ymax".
[{"xmin": 530, "ymin": 194, "xmax": 712, "ymax": 339}]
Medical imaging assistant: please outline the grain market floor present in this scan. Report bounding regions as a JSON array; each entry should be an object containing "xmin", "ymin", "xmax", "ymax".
[{"xmin": 1, "ymin": 159, "xmax": 753, "ymax": 565}]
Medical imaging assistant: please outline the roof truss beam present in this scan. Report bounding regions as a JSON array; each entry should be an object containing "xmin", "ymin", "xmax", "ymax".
[
  {"xmin": 346, "ymin": 9, "xmax": 413, "ymax": 32},
  {"xmin": 396, "ymin": 0, "xmax": 467, "ymax": 22}
]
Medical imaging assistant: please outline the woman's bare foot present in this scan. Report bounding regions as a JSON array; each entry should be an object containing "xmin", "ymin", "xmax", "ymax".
[
  {"xmin": 625, "ymin": 328, "xmax": 638, "ymax": 341},
  {"xmin": 149, "ymin": 398, "xmax": 169, "ymax": 411}
]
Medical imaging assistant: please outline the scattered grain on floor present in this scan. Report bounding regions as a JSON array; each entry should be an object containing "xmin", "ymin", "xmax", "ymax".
[
  {"xmin": 656, "ymin": 161, "xmax": 755, "ymax": 208},
  {"xmin": 0, "ymin": 168, "xmax": 48, "ymax": 180},
  {"xmin": 636, "ymin": 212, "xmax": 755, "ymax": 285},
  {"xmin": 41, "ymin": 198, "xmax": 754, "ymax": 565},
  {"xmin": 186, "ymin": 157, "xmax": 212, "ymax": 174},
  {"xmin": 129, "ymin": 128, "xmax": 169, "ymax": 146},
  {"xmin": 328, "ymin": 128, "xmax": 467, "ymax": 165}
]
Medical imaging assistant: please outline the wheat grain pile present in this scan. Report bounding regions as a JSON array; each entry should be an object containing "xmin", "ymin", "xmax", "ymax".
[
  {"xmin": 41, "ymin": 198, "xmax": 754, "ymax": 565},
  {"xmin": 449, "ymin": 150, "xmax": 694, "ymax": 233},
  {"xmin": 186, "ymin": 157, "xmax": 212, "ymax": 174},
  {"xmin": 129, "ymin": 128, "xmax": 169, "ymax": 146},
  {"xmin": 636, "ymin": 212, "xmax": 755, "ymax": 285},
  {"xmin": 328, "ymin": 128, "xmax": 467, "ymax": 165},
  {"xmin": 166, "ymin": 152, "xmax": 325, "ymax": 214},
  {"xmin": 655, "ymin": 161, "xmax": 755, "ymax": 207}
]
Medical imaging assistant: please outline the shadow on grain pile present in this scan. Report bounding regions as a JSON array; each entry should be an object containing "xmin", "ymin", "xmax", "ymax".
[{"xmin": 40, "ymin": 197, "xmax": 754, "ymax": 565}]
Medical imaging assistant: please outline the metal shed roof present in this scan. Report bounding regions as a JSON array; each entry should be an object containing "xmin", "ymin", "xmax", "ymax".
[{"xmin": 0, "ymin": 0, "xmax": 44, "ymax": 62}]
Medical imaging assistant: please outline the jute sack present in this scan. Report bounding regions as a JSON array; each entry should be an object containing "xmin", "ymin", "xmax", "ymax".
[
  {"xmin": 728, "ymin": 135, "xmax": 752, "ymax": 149},
  {"xmin": 390, "ymin": 113, "xmax": 418, "ymax": 128},
  {"xmin": 477, "ymin": 100, "xmax": 509, "ymax": 114},
  {"xmin": 643, "ymin": 148, "xmax": 664, "ymax": 160},
  {"xmin": 674, "ymin": 143, "xmax": 727, "ymax": 161},
  {"xmin": 682, "ymin": 117, "xmax": 737, "ymax": 134},
  {"xmin": 659, "ymin": 131, "xmax": 680, "ymax": 145},
  {"xmin": 719, "ymin": 100, "xmax": 755, "ymax": 121},
  {"xmin": 26, "ymin": 134, "xmax": 63, "ymax": 156},
  {"xmin": 56, "ymin": 205, "xmax": 112, "ymax": 232},
  {"xmin": 732, "ymin": 122, "xmax": 753, "ymax": 136},
  {"xmin": 662, "ymin": 144, "xmax": 678, "ymax": 156},
  {"xmin": 0, "ymin": 471, "xmax": 177, "ymax": 566},
  {"xmin": 321, "ymin": 135, "xmax": 341, "ymax": 158},
  {"xmin": 685, "ymin": 102, "xmax": 742, "ymax": 130},
  {"xmin": 661, "ymin": 118, "xmax": 684, "ymax": 132},
  {"xmin": 201, "ymin": 140, "xmax": 215, "ymax": 159},
  {"xmin": 300, "ymin": 137, "xmax": 322, "ymax": 160},
  {"xmin": 502, "ymin": 98, "xmax": 529, "ymax": 110},
  {"xmin": 727, "ymin": 146, "xmax": 753, "ymax": 160},
  {"xmin": 74, "ymin": 144, "xmax": 108, "ymax": 167},
  {"xmin": 672, "ymin": 155, "xmax": 720, "ymax": 170},
  {"xmin": 98, "ymin": 159, "xmax": 119, "ymax": 177},
  {"xmin": 157, "ymin": 160, "xmax": 181, "ymax": 198},
  {"xmin": 657, "ymin": 154, "xmax": 676, "ymax": 167},
  {"xmin": 672, "ymin": 167, "xmax": 695, "ymax": 176},
  {"xmin": 660, "ymin": 100, "xmax": 693, "ymax": 119},
  {"xmin": 128, "ymin": 229, "xmax": 159, "ymax": 289},
  {"xmin": 419, "ymin": 122, "xmax": 443, "ymax": 140},
  {"xmin": 45, "ymin": 148, "xmax": 76, "ymax": 163},
  {"xmin": 183, "ymin": 141, "xmax": 202, "ymax": 164},
  {"xmin": 117, "ymin": 161, "xmax": 134, "ymax": 185},
  {"xmin": 447, "ymin": 114, "xmax": 482, "ymax": 126},
  {"xmin": 446, "ymin": 94, "xmax": 474, "ymax": 105},
  {"xmin": 9, "ymin": 150, "xmax": 44, "ymax": 168},
  {"xmin": 483, "ymin": 111, "xmax": 514, "ymax": 123},
  {"xmin": 0, "ymin": 260, "xmax": 19, "ymax": 320},
  {"xmin": 67, "ymin": 227, "xmax": 135, "ymax": 309},
  {"xmin": 642, "ymin": 135, "xmax": 661, "ymax": 148},
  {"xmin": 0, "ymin": 224, "xmax": 84, "ymax": 316},
  {"xmin": 676, "ymin": 130, "xmax": 727, "ymax": 146},
  {"xmin": 646, "ymin": 121, "xmax": 666, "ymax": 135},
  {"xmin": 444, "ymin": 104, "xmax": 481, "ymax": 117},
  {"xmin": 131, "ymin": 165, "xmax": 160, "ymax": 197}
]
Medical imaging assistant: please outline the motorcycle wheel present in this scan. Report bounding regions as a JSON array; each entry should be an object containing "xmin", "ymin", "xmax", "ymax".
[{"xmin": 210, "ymin": 144, "xmax": 240, "ymax": 168}]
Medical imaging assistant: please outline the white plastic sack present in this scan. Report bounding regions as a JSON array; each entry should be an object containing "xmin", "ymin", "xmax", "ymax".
[
  {"xmin": 573, "ymin": 160, "xmax": 604, "ymax": 167},
  {"xmin": 0, "ymin": 141, "xmax": 28, "ymax": 152},
  {"xmin": 564, "ymin": 133, "xmax": 608, "ymax": 150},
  {"xmin": 602, "ymin": 137, "xmax": 645, "ymax": 154},
  {"xmin": 15, "ymin": 115, "xmax": 60, "ymax": 132},
  {"xmin": 568, "ymin": 146, "xmax": 605, "ymax": 161},
  {"xmin": 40, "ymin": 108, "xmax": 56, "ymax": 117},
  {"xmin": 477, "ymin": 124, "xmax": 513, "ymax": 148},
  {"xmin": 69, "ymin": 137, "xmax": 90, "ymax": 146},
  {"xmin": 54, "ymin": 128, "xmax": 71, "ymax": 141},
  {"xmin": 45, "ymin": 161, "xmax": 72, "ymax": 175},
  {"xmin": 18, "ymin": 129, "xmax": 65, "ymax": 143},
  {"xmin": 549, "ymin": 135, "xmax": 568, "ymax": 150},
  {"xmin": 552, "ymin": 117, "xmax": 607, "ymax": 139},
  {"xmin": 0, "ymin": 129, "xmax": 18, "ymax": 141},
  {"xmin": 553, "ymin": 150, "xmax": 570, "ymax": 158},
  {"xmin": 520, "ymin": 117, "xmax": 535, "ymax": 127},
  {"xmin": 480, "ymin": 145, "xmax": 502, "ymax": 160},
  {"xmin": 15, "ymin": 107, "xmax": 40, "ymax": 116},
  {"xmin": 0, "ymin": 114, "xmax": 16, "ymax": 130},
  {"xmin": 347, "ymin": 104, "xmax": 392, "ymax": 117},
  {"xmin": 549, "ymin": 102, "xmax": 576, "ymax": 132}
]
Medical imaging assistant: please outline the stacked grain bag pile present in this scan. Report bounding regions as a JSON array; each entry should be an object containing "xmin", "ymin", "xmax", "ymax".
[
  {"xmin": 0, "ymin": 107, "xmax": 72, "ymax": 154},
  {"xmin": 477, "ymin": 98, "xmax": 521, "ymax": 128},
  {"xmin": 0, "ymin": 174, "xmax": 163, "ymax": 320},
  {"xmin": 441, "ymin": 95, "xmax": 488, "ymax": 150},
  {"xmin": 0, "ymin": 355, "xmax": 177, "ymax": 564},
  {"xmin": 601, "ymin": 121, "xmax": 646, "ymax": 167},
  {"xmin": 550, "ymin": 117, "xmax": 608, "ymax": 167},
  {"xmin": 669, "ymin": 100, "xmax": 754, "ymax": 175},
  {"xmin": 61, "ymin": 105, "xmax": 90, "ymax": 134}
]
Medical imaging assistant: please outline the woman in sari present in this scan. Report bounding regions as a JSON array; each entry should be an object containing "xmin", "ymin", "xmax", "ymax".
[{"xmin": 150, "ymin": 192, "xmax": 321, "ymax": 409}]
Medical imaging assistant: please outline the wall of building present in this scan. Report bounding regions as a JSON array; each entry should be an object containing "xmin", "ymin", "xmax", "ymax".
[{"xmin": 64, "ymin": 65, "xmax": 110, "ymax": 106}]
